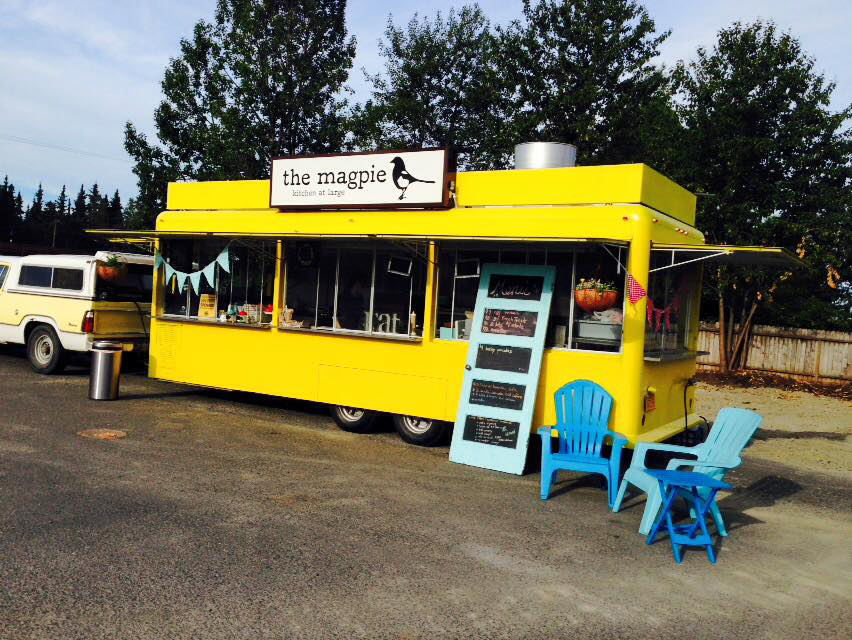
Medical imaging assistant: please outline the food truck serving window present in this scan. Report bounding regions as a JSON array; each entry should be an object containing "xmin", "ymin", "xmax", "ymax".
[
  {"xmin": 435, "ymin": 242, "xmax": 628, "ymax": 353},
  {"xmin": 282, "ymin": 240, "xmax": 427, "ymax": 338},
  {"xmin": 644, "ymin": 252, "xmax": 700, "ymax": 358},
  {"xmin": 160, "ymin": 239, "xmax": 276, "ymax": 325}
]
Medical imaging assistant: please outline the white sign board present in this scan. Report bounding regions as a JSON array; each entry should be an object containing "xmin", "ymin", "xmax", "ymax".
[{"xmin": 270, "ymin": 149, "xmax": 449, "ymax": 210}]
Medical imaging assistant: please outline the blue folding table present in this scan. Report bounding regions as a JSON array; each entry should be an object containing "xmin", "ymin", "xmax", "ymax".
[{"xmin": 644, "ymin": 470, "xmax": 731, "ymax": 564}]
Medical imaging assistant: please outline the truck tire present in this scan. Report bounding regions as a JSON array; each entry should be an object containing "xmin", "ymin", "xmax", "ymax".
[
  {"xmin": 27, "ymin": 325, "xmax": 67, "ymax": 374},
  {"xmin": 392, "ymin": 414, "xmax": 451, "ymax": 446},
  {"xmin": 330, "ymin": 405, "xmax": 380, "ymax": 434}
]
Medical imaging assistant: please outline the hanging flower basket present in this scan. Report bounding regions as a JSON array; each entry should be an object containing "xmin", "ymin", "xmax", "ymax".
[
  {"xmin": 96, "ymin": 256, "xmax": 127, "ymax": 282},
  {"xmin": 575, "ymin": 279, "xmax": 618, "ymax": 312}
]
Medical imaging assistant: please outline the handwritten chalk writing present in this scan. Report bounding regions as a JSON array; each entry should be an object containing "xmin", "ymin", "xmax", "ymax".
[
  {"xmin": 462, "ymin": 415, "xmax": 520, "ymax": 448},
  {"xmin": 470, "ymin": 380, "xmax": 526, "ymax": 410},
  {"xmin": 487, "ymin": 274, "xmax": 544, "ymax": 301},
  {"xmin": 481, "ymin": 308, "xmax": 538, "ymax": 337},
  {"xmin": 475, "ymin": 343, "xmax": 532, "ymax": 373}
]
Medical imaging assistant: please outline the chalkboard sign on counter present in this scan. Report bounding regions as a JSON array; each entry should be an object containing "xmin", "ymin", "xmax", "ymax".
[
  {"xmin": 487, "ymin": 274, "xmax": 544, "ymax": 301},
  {"xmin": 481, "ymin": 308, "xmax": 538, "ymax": 337},
  {"xmin": 475, "ymin": 343, "xmax": 531, "ymax": 374},
  {"xmin": 470, "ymin": 379, "xmax": 526, "ymax": 410},
  {"xmin": 463, "ymin": 415, "xmax": 520, "ymax": 449}
]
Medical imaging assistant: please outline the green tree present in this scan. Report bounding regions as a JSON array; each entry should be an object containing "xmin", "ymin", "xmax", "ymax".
[
  {"xmin": 673, "ymin": 21, "xmax": 851, "ymax": 366},
  {"xmin": 124, "ymin": 0, "xmax": 357, "ymax": 219},
  {"xmin": 351, "ymin": 5, "xmax": 506, "ymax": 169},
  {"xmin": 500, "ymin": 0, "xmax": 680, "ymax": 170},
  {"xmin": 0, "ymin": 176, "xmax": 23, "ymax": 243}
]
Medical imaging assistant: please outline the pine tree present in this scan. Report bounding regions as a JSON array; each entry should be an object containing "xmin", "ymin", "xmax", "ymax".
[
  {"xmin": 87, "ymin": 183, "xmax": 104, "ymax": 228},
  {"xmin": 0, "ymin": 176, "xmax": 21, "ymax": 243},
  {"xmin": 106, "ymin": 190, "xmax": 122, "ymax": 229}
]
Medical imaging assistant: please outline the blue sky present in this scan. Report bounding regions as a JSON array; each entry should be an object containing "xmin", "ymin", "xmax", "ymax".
[{"xmin": 1, "ymin": 0, "xmax": 849, "ymax": 205}]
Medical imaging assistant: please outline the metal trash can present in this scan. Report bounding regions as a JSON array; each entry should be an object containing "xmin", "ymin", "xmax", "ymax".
[{"xmin": 89, "ymin": 341, "xmax": 124, "ymax": 401}]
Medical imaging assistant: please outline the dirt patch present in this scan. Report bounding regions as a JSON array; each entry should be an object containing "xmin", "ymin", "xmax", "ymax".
[
  {"xmin": 77, "ymin": 428, "xmax": 128, "ymax": 440},
  {"xmin": 696, "ymin": 370, "xmax": 851, "ymax": 400}
]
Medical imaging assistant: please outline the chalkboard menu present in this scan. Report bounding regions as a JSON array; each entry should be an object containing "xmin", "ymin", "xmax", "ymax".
[
  {"xmin": 450, "ymin": 263, "xmax": 556, "ymax": 475},
  {"xmin": 475, "ymin": 344, "xmax": 531, "ymax": 374},
  {"xmin": 463, "ymin": 415, "xmax": 520, "ymax": 448},
  {"xmin": 470, "ymin": 379, "xmax": 526, "ymax": 410},
  {"xmin": 481, "ymin": 308, "xmax": 538, "ymax": 337},
  {"xmin": 487, "ymin": 274, "xmax": 544, "ymax": 301}
]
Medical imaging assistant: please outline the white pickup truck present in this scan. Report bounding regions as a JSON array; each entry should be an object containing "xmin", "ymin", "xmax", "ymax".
[{"xmin": 0, "ymin": 251, "xmax": 154, "ymax": 373}]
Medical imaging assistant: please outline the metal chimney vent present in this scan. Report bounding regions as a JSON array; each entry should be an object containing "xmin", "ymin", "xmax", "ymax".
[{"xmin": 514, "ymin": 142, "xmax": 577, "ymax": 169}]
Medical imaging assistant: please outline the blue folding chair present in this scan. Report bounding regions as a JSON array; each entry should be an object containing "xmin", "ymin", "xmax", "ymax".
[{"xmin": 537, "ymin": 380, "xmax": 628, "ymax": 506}]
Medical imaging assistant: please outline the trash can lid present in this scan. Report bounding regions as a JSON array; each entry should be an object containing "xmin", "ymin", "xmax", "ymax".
[{"xmin": 92, "ymin": 341, "xmax": 124, "ymax": 351}]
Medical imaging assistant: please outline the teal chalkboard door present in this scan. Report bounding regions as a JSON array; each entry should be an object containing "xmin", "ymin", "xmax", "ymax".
[{"xmin": 449, "ymin": 263, "xmax": 555, "ymax": 474}]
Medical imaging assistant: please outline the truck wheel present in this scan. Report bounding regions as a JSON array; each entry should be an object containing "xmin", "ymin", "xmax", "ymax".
[
  {"xmin": 392, "ymin": 414, "xmax": 450, "ymax": 446},
  {"xmin": 330, "ymin": 405, "xmax": 379, "ymax": 434},
  {"xmin": 27, "ymin": 325, "xmax": 67, "ymax": 374}
]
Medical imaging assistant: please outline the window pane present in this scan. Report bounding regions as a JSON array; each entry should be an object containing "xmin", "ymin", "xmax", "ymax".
[
  {"xmin": 315, "ymin": 247, "xmax": 337, "ymax": 328},
  {"xmin": 336, "ymin": 248, "xmax": 372, "ymax": 331},
  {"xmin": 52, "ymin": 268, "xmax": 84, "ymax": 290},
  {"xmin": 572, "ymin": 245, "xmax": 625, "ymax": 352},
  {"xmin": 284, "ymin": 241, "xmax": 320, "ymax": 327},
  {"xmin": 645, "ymin": 256, "xmax": 698, "ymax": 354},
  {"xmin": 162, "ymin": 240, "xmax": 192, "ymax": 315},
  {"xmin": 372, "ymin": 251, "xmax": 425, "ymax": 335},
  {"xmin": 0, "ymin": 265, "xmax": 9, "ymax": 289},
  {"xmin": 545, "ymin": 251, "xmax": 574, "ymax": 348},
  {"xmin": 95, "ymin": 263, "xmax": 152, "ymax": 301},
  {"xmin": 19, "ymin": 265, "xmax": 52, "ymax": 288}
]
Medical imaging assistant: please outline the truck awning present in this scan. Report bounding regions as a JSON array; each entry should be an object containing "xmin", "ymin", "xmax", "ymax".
[{"xmin": 651, "ymin": 243, "xmax": 805, "ymax": 272}]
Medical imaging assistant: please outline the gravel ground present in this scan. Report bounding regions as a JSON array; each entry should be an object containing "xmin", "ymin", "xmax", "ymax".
[
  {"xmin": 696, "ymin": 382, "xmax": 852, "ymax": 476},
  {"xmin": 0, "ymin": 347, "xmax": 850, "ymax": 640}
]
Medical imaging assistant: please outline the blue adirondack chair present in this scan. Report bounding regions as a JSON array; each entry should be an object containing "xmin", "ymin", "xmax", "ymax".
[
  {"xmin": 537, "ymin": 380, "xmax": 628, "ymax": 506},
  {"xmin": 612, "ymin": 408, "xmax": 762, "ymax": 536}
]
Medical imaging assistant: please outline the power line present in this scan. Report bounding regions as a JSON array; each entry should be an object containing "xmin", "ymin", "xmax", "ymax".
[{"xmin": 0, "ymin": 133, "xmax": 131, "ymax": 163}]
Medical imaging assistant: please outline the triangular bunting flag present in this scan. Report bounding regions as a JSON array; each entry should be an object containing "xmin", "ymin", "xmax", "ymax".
[
  {"xmin": 627, "ymin": 274, "xmax": 647, "ymax": 304},
  {"xmin": 154, "ymin": 252, "xmax": 164, "ymax": 269},
  {"xmin": 163, "ymin": 261, "xmax": 176, "ymax": 286},
  {"xmin": 189, "ymin": 271, "xmax": 202, "ymax": 295},
  {"xmin": 216, "ymin": 247, "xmax": 230, "ymax": 273},
  {"xmin": 201, "ymin": 262, "xmax": 217, "ymax": 288},
  {"xmin": 175, "ymin": 271, "xmax": 189, "ymax": 291}
]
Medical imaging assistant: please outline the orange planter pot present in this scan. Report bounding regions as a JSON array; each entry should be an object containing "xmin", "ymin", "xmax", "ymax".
[
  {"xmin": 97, "ymin": 264, "xmax": 126, "ymax": 282},
  {"xmin": 574, "ymin": 288, "xmax": 618, "ymax": 312}
]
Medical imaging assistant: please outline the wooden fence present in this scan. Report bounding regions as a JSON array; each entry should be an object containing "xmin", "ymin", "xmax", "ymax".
[{"xmin": 696, "ymin": 324, "xmax": 851, "ymax": 382}]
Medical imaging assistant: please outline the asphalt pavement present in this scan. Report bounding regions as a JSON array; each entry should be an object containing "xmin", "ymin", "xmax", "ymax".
[{"xmin": 0, "ymin": 346, "xmax": 849, "ymax": 639}]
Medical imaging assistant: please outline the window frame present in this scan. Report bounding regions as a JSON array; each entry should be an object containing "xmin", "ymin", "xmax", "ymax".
[
  {"xmin": 17, "ymin": 265, "xmax": 85, "ymax": 292},
  {"xmin": 435, "ymin": 241, "xmax": 628, "ymax": 355},
  {"xmin": 281, "ymin": 240, "xmax": 428, "ymax": 341},
  {"xmin": 157, "ymin": 238, "xmax": 277, "ymax": 327}
]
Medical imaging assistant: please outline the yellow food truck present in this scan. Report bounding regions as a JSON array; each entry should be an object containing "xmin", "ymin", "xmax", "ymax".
[{"xmin": 95, "ymin": 145, "xmax": 800, "ymax": 453}]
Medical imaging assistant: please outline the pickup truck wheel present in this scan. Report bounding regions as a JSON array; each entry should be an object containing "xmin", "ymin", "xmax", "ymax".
[
  {"xmin": 27, "ymin": 326, "xmax": 67, "ymax": 374},
  {"xmin": 393, "ymin": 414, "xmax": 451, "ymax": 446},
  {"xmin": 330, "ymin": 405, "xmax": 379, "ymax": 434}
]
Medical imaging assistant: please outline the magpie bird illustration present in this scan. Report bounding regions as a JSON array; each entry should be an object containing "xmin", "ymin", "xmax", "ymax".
[{"xmin": 390, "ymin": 157, "xmax": 435, "ymax": 200}]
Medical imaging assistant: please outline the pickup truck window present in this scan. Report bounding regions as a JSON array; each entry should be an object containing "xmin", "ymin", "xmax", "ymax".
[
  {"xmin": 52, "ymin": 268, "xmax": 84, "ymax": 291},
  {"xmin": 95, "ymin": 263, "xmax": 153, "ymax": 302},
  {"xmin": 0, "ymin": 264, "xmax": 7, "ymax": 289},
  {"xmin": 19, "ymin": 265, "xmax": 52, "ymax": 287},
  {"xmin": 18, "ymin": 265, "xmax": 84, "ymax": 291}
]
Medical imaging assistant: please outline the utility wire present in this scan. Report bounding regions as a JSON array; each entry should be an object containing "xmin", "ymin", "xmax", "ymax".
[{"xmin": 0, "ymin": 132, "xmax": 131, "ymax": 163}]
